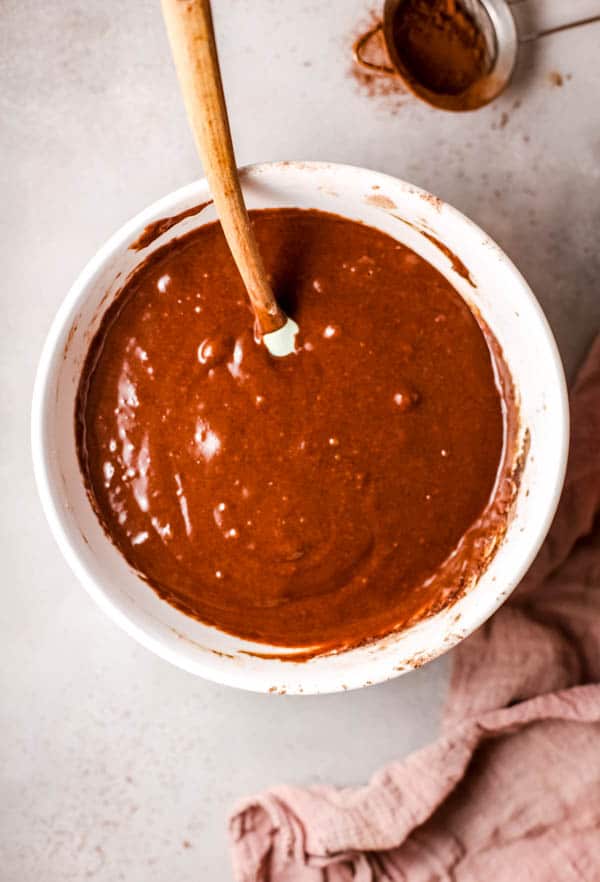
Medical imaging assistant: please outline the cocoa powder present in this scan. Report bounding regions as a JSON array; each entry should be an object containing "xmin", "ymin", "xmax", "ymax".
[{"xmin": 393, "ymin": 0, "xmax": 488, "ymax": 95}]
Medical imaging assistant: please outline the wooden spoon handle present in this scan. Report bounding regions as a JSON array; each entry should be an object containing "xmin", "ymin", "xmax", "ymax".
[{"xmin": 161, "ymin": 0, "xmax": 285, "ymax": 335}]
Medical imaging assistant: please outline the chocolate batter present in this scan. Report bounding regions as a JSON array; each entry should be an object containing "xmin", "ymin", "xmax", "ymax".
[{"xmin": 77, "ymin": 209, "xmax": 514, "ymax": 653}]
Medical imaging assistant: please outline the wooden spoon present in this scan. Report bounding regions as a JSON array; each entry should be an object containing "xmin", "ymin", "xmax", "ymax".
[{"xmin": 161, "ymin": 0, "xmax": 298, "ymax": 356}]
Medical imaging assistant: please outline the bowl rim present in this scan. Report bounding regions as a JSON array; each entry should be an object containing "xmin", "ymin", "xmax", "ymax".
[{"xmin": 31, "ymin": 160, "xmax": 570, "ymax": 694}]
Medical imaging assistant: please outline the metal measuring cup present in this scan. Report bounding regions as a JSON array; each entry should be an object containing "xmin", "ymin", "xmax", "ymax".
[{"xmin": 353, "ymin": 0, "xmax": 600, "ymax": 111}]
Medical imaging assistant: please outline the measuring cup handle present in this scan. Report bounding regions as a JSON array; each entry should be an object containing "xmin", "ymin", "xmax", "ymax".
[
  {"xmin": 519, "ymin": 13, "xmax": 600, "ymax": 43},
  {"xmin": 352, "ymin": 23, "xmax": 395, "ymax": 76}
]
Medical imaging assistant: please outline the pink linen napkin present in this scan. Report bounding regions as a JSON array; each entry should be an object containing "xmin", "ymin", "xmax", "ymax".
[{"xmin": 229, "ymin": 334, "xmax": 600, "ymax": 882}]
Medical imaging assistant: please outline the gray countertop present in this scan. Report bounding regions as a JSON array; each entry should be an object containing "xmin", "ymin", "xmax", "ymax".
[{"xmin": 2, "ymin": 1, "xmax": 599, "ymax": 879}]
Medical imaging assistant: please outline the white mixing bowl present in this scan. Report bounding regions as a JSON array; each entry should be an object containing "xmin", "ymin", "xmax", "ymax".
[{"xmin": 32, "ymin": 161, "xmax": 568, "ymax": 694}]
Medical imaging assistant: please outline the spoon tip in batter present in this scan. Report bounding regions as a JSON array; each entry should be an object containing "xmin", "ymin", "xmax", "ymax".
[{"xmin": 262, "ymin": 316, "xmax": 300, "ymax": 358}]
